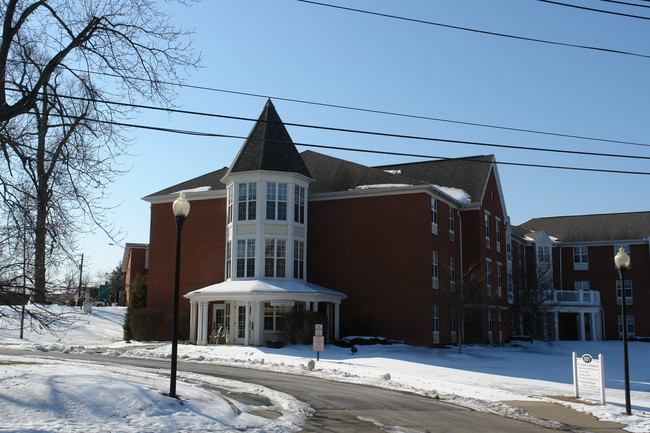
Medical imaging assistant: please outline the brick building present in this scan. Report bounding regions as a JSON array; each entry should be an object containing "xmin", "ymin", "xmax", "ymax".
[{"xmin": 140, "ymin": 100, "xmax": 648, "ymax": 346}]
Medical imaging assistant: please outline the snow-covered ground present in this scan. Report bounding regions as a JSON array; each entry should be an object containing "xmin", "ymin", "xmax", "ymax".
[{"xmin": 1, "ymin": 306, "xmax": 649, "ymax": 432}]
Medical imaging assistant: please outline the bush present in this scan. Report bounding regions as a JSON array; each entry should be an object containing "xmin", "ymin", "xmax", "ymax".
[
  {"xmin": 266, "ymin": 340, "xmax": 286, "ymax": 349},
  {"xmin": 123, "ymin": 307, "xmax": 134, "ymax": 341},
  {"xmin": 130, "ymin": 308, "xmax": 165, "ymax": 341},
  {"xmin": 279, "ymin": 310, "xmax": 328, "ymax": 345}
]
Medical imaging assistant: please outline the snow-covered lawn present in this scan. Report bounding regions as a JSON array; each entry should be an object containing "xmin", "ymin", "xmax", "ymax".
[{"xmin": 1, "ymin": 306, "xmax": 649, "ymax": 432}]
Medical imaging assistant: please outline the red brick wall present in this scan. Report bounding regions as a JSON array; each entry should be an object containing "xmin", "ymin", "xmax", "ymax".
[
  {"xmin": 307, "ymin": 192, "xmax": 460, "ymax": 346},
  {"xmin": 147, "ymin": 198, "xmax": 226, "ymax": 338}
]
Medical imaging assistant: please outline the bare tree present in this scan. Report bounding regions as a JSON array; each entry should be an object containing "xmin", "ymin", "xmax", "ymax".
[
  {"xmin": 0, "ymin": 0, "xmax": 199, "ymax": 303},
  {"xmin": 511, "ymin": 263, "xmax": 556, "ymax": 341},
  {"xmin": 0, "ymin": 0, "xmax": 199, "ymax": 123}
]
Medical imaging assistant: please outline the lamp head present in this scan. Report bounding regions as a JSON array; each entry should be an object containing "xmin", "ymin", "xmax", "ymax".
[
  {"xmin": 614, "ymin": 247, "xmax": 631, "ymax": 270},
  {"xmin": 172, "ymin": 192, "xmax": 190, "ymax": 218}
]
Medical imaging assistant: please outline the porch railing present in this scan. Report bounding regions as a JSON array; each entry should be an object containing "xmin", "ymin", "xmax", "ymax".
[{"xmin": 554, "ymin": 290, "xmax": 600, "ymax": 305}]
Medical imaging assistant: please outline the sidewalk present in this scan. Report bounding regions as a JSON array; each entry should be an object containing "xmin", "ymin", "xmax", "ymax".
[{"xmin": 503, "ymin": 400, "xmax": 628, "ymax": 433}]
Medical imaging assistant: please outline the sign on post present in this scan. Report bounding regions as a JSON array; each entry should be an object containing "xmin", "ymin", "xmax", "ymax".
[
  {"xmin": 573, "ymin": 352, "xmax": 606, "ymax": 405},
  {"xmin": 313, "ymin": 324, "xmax": 324, "ymax": 360}
]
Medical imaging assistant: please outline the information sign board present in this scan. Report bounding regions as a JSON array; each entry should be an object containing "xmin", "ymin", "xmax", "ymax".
[
  {"xmin": 573, "ymin": 352, "xmax": 605, "ymax": 404},
  {"xmin": 315, "ymin": 324, "xmax": 323, "ymax": 336}
]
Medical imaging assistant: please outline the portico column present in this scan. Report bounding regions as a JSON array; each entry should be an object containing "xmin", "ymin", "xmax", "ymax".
[
  {"xmin": 189, "ymin": 301, "xmax": 198, "ymax": 343},
  {"xmin": 244, "ymin": 301, "xmax": 251, "ymax": 346},
  {"xmin": 579, "ymin": 312, "xmax": 586, "ymax": 341},
  {"xmin": 590, "ymin": 312, "xmax": 598, "ymax": 341},
  {"xmin": 253, "ymin": 301, "xmax": 261, "ymax": 346},
  {"xmin": 334, "ymin": 303, "xmax": 340, "ymax": 339},
  {"xmin": 198, "ymin": 301, "xmax": 209, "ymax": 345}
]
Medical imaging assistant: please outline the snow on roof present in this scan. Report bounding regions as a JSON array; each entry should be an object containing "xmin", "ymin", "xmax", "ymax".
[
  {"xmin": 174, "ymin": 186, "xmax": 212, "ymax": 194},
  {"xmin": 352, "ymin": 183, "xmax": 413, "ymax": 190},
  {"xmin": 433, "ymin": 184, "xmax": 471, "ymax": 204},
  {"xmin": 185, "ymin": 279, "xmax": 347, "ymax": 300},
  {"xmin": 383, "ymin": 169, "xmax": 402, "ymax": 175}
]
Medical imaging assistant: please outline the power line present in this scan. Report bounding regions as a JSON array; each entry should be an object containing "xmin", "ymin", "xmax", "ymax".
[
  {"xmin": 536, "ymin": 0, "xmax": 650, "ymax": 19},
  {"xmin": 595, "ymin": 0, "xmax": 650, "ymax": 9},
  {"xmin": 296, "ymin": 0, "xmax": 650, "ymax": 59},
  {"xmin": 6, "ymin": 61, "xmax": 650, "ymax": 149},
  {"xmin": 2, "ymin": 105, "xmax": 647, "ymax": 176},
  {"xmin": 15, "ymin": 89, "xmax": 650, "ymax": 162}
]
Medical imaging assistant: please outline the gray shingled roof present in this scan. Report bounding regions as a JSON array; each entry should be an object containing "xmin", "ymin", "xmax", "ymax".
[
  {"xmin": 300, "ymin": 150, "xmax": 429, "ymax": 193},
  {"xmin": 376, "ymin": 155, "xmax": 495, "ymax": 204},
  {"xmin": 145, "ymin": 167, "xmax": 229, "ymax": 197},
  {"xmin": 226, "ymin": 99, "xmax": 311, "ymax": 178},
  {"xmin": 516, "ymin": 212, "xmax": 650, "ymax": 242}
]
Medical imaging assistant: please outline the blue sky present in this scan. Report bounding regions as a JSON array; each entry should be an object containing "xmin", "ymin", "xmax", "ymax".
[{"xmin": 84, "ymin": 0, "xmax": 650, "ymax": 280}]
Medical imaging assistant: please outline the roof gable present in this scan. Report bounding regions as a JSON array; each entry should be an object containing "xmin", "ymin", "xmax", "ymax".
[{"xmin": 226, "ymin": 99, "xmax": 311, "ymax": 178}]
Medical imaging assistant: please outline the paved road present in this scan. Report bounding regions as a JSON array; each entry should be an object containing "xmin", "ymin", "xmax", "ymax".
[{"xmin": 0, "ymin": 350, "xmax": 564, "ymax": 432}]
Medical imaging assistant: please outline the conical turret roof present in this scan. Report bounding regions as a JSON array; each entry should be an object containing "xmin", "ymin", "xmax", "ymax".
[{"xmin": 227, "ymin": 100, "xmax": 311, "ymax": 178}]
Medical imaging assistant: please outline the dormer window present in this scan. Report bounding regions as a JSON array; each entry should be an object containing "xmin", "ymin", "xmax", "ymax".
[
  {"xmin": 537, "ymin": 245, "xmax": 551, "ymax": 263},
  {"xmin": 266, "ymin": 182, "xmax": 287, "ymax": 220},
  {"xmin": 238, "ymin": 182, "xmax": 257, "ymax": 221}
]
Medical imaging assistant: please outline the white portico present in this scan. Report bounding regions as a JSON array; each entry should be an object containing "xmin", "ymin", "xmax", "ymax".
[{"xmin": 185, "ymin": 279, "xmax": 345, "ymax": 346}]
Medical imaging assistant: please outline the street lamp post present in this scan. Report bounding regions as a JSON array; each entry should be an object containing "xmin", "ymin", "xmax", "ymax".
[
  {"xmin": 169, "ymin": 192, "xmax": 190, "ymax": 399},
  {"xmin": 614, "ymin": 247, "xmax": 632, "ymax": 416}
]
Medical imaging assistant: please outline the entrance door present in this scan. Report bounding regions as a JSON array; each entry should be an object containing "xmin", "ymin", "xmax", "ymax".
[
  {"xmin": 233, "ymin": 303, "xmax": 253, "ymax": 345},
  {"xmin": 212, "ymin": 303, "xmax": 230, "ymax": 344}
]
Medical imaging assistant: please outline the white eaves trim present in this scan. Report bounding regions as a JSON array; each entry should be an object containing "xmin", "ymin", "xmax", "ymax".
[{"xmin": 142, "ymin": 187, "xmax": 227, "ymax": 204}]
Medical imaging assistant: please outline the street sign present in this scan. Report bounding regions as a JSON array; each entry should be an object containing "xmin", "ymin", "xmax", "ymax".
[
  {"xmin": 313, "ymin": 336, "xmax": 324, "ymax": 352},
  {"xmin": 315, "ymin": 324, "xmax": 323, "ymax": 336},
  {"xmin": 573, "ymin": 352, "xmax": 605, "ymax": 404}
]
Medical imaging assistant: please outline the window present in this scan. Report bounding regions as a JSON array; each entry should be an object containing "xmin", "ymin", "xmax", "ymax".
[
  {"xmin": 506, "ymin": 233, "xmax": 512, "ymax": 261},
  {"xmin": 450, "ymin": 308, "xmax": 457, "ymax": 333},
  {"xmin": 618, "ymin": 315, "xmax": 635, "ymax": 337},
  {"xmin": 294, "ymin": 185, "xmax": 305, "ymax": 224},
  {"xmin": 432, "ymin": 251, "xmax": 439, "ymax": 289},
  {"xmin": 238, "ymin": 182, "xmax": 257, "ymax": 221},
  {"xmin": 265, "ymin": 239, "xmax": 286, "ymax": 278},
  {"xmin": 449, "ymin": 210, "xmax": 455, "ymax": 241},
  {"xmin": 616, "ymin": 280, "xmax": 633, "ymax": 305},
  {"xmin": 486, "ymin": 260, "xmax": 492, "ymax": 295},
  {"xmin": 507, "ymin": 272, "xmax": 514, "ymax": 300},
  {"xmin": 485, "ymin": 213, "xmax": 491, "ymax": 248},
  {"xmin": 432, "ymin": 304, "xmax": 440, "ymax": 344},
  {"xmin": 293, "ymin": 240, "xmax": 305, "ymax": 280},
  {"xmin": 495, "ymin": 218, "xmax": 501, "ymax": 252},
  {"xmin": 226, "ymin": 185, "xmax": 234, "ymax": 224},
  {"xmin": 225, "ymin": 240, "xmax": 232, "ymax": 279},
  {"xmin": 574, "ymin": 280, "xmax": 590, "ymax": 291},
  {"xmin": 236, "ymin": 239, "xmax": 255, "ymax": 278},
  {"xmin": 573, "ymin": 246, "xmax": 588, "ymax": 264},
  {"xmin": 537, "ymin": 245, "xmax": 551, "ymax": 263},
  {"xmin": 266, "ymin": 182, "xmax": 287, "ymax": 220},
  {"xmin": 264, "ymin": 303, "xmax": 292, "ymax": 331},
  {"xmin": 497, "ymin": 263, "xmax": 503, "ymax": 296},
  {"xmin": 431, "ymin": 198, "xmax": 438, "ymax": 227},
  {"xmin": 487, "ymin": 310, "xmax": 493, "ymax": 338},
  {"xmin": 449, "ymin": 256, "xmax": 456, "ymax": 289}
]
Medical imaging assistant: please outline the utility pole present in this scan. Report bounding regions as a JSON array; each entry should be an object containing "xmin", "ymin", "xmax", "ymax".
[{"xmin": 78, "ymin": 254, "xmax": 84, "ymax": 307}]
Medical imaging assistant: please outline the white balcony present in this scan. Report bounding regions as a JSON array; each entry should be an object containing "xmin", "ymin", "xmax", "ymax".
[{"xmin": 554, "ymin": 290, "xmax": 600, "ymax": 306}]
